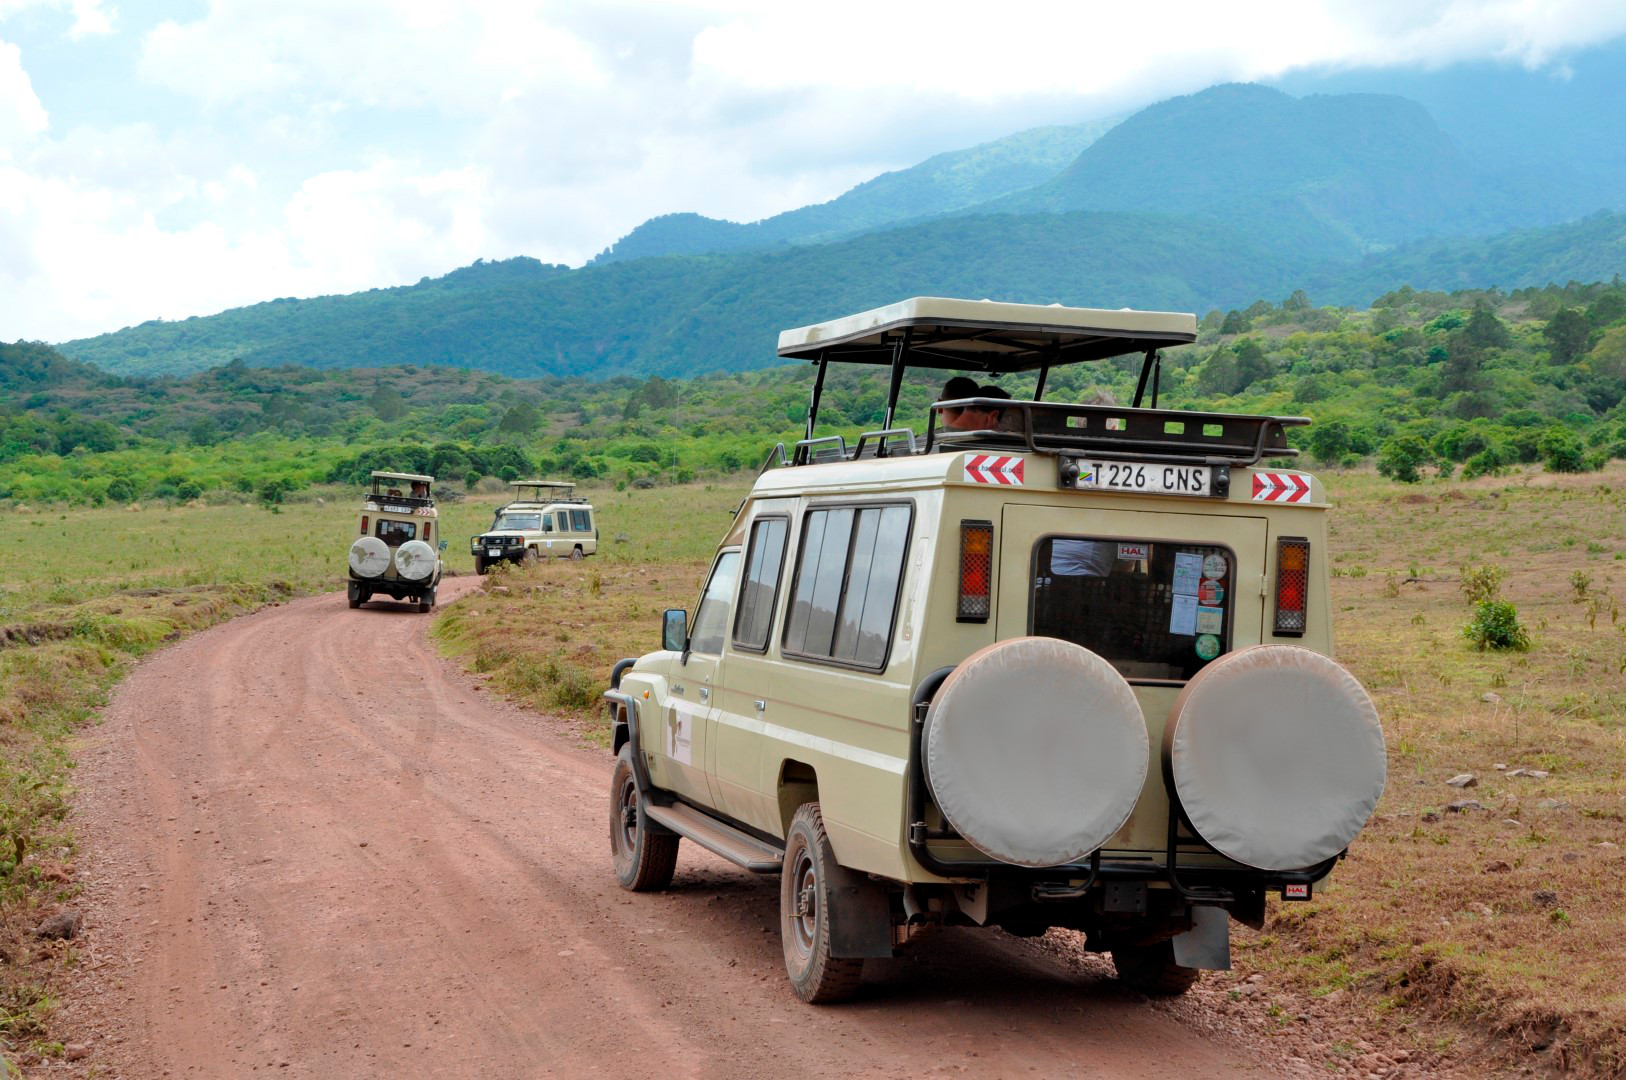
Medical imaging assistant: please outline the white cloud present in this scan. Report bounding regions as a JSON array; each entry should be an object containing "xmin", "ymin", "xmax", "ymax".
[
  {"xmin": 0, "ymin": 0, "xmax": 114, "ymax": 38},
  {"xmin": 0, "ymin": 39, "xmax": 48, "ymax": 152}
]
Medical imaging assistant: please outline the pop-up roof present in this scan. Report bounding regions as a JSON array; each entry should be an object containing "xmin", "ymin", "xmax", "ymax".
[
  {"xmin": 777, "ymin": 297, "xmax": 1198, "ymax": 373},
  {"xmin": 370, "ymin": 470, "xmax": 435, "ymax": 485}
]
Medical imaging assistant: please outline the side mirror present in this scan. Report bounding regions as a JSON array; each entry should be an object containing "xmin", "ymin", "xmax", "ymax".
[
  {"xmin": 661, "ymin": 608, "xmax": 688, "ymax": 653},
  {"xmin": 438, "ymin": 540, "xmax": 448, "ymax": 551}
]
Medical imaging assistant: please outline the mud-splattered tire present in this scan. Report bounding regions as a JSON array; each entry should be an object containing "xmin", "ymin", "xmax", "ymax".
[
  {"xmin": 570, "ymin": 545, "xmax": 584, "ymax": 560},
  {"xmin": 523, "ymin": 547, "xmax": 539, "ymax": 566},
  {"xmin": 473, "ymin": 557, "xmax": 486, "ymax": 576},
  {"xmin": 610, "ymin": 745, "xmax": 678, "ymax": 892},
  {"xmin": 1111, "ymin": 940, "xmax": 1201, "ymax": 996},
  {"xmin": 347, "ymin": 581, "xmax": 362, "ymax": 609},
  {"xmin": 781, "ymin": 803, "xmax": 864, "ymax": 1004}
]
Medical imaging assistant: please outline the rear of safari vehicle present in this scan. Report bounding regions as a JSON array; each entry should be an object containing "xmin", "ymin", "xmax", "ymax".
[{"xmin": 777, "ymin": 299, "xmax": 1386, "ymax": 995}]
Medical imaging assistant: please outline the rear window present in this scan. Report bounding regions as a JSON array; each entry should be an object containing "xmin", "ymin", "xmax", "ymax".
[
  {"xmin": 783, "ymin": 504, "xmax": 912, "ymax": 669},
  {"xmin": 376, "ymin": 519, "xmax": 417, "ymax": 546},
  {"xmin": 1032, "ymin": 536, "xmax": 1233, "ymax": 681}
]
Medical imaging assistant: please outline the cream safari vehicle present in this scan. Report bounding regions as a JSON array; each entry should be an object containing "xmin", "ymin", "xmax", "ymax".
[
  {"xmin": 347, "ymin": 471, "xmax": 446, "ymax": 612},
  {"xmin": 470, "ymin": 480, "xmax": 598, "ymax": 573},
  {"xmin": 603, "ymin": 298, "xmax": 1386, "ymax": 1004}
]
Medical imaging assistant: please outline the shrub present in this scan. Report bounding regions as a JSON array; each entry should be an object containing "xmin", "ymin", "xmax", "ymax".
[
  {"xmin": 1459, "ymin": 563, "xmax": 1506, "ymax": 606},
  {"xmin": 1461, "ymin": 446, "xmax": 1507, "ymax": 479},
  {"xmin": 105, "ymin": 476, "xmax": 138, "ymax": 503},
  {"xmin": 1376, "ymin": 434, "xmax": 1432, "ymax": 483},
  {"xmin": 1463, "ymin": 599, "xmax": 1531, "ymax": 651},
  {"xmin": 176, "ymin": 480, "xmax": 204, "ymax": 501},
  {"xmin": 1538, "ymin": 427, "xmax": 1588, "ymax": 473}
]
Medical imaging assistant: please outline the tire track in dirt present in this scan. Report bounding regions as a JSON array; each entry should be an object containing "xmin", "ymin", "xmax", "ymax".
[{"xmin": 63, "ymin": 580, "xmax": 1286, "ymax": 1078}]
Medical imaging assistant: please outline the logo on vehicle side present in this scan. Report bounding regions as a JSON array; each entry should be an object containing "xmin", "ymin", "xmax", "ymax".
[
  {"xmin": 963, "ymin": 454, "xmax": 1024, "ymax": 486},
  {"xmin": 1251, "ymin": 472, "xmax": 1311, "ymax": 502}
]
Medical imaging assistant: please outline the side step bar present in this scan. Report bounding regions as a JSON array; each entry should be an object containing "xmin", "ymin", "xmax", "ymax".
[{"xmin": 644, "ymin": 803, "xmax": 783, "ymax": 873}]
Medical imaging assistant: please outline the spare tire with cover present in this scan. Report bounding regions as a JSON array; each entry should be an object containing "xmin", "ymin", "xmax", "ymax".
[
  {"xmin": 348, "ymin": 536, "xmax": 390, "ymax": 578},
  {"xmin": 923, "ymin": 637, "xmax": 1149, "ymax": 867},
  {"xmin": 1165, "ymin": 645, "xmax": 1385, "ymax": 871},
  {"xmin": 394, "ymin": 539, "xmax": 437, "ymax": 581}
]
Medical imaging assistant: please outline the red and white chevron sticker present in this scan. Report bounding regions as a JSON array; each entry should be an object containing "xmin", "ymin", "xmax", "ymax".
[
  {"xmin": 1251, "ymin": 471, "xmax": 1312, "ymax": 502},
  {"xmin": 963, "ymin": 454, "xmax": 1025, "ymax": 486}
]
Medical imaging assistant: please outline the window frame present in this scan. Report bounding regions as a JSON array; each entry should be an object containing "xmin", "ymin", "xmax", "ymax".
[
  {"xmin": 570, "ymin": 509, "xmax": 592, "ymax": 532},
  {"xmin": 731, "ymin": 514, "xmax": 791, "ymax": 654},
  {"xmin": 1027, "ymin": 532, "xmax": 1238, "ymax": 686},
  {"xmin": 688, "ymin": 548, "xmax": 742, "ymax": 658},
  {"xmin": 780, "ymin": 499, "xmax": 915, "ymax": 673}
]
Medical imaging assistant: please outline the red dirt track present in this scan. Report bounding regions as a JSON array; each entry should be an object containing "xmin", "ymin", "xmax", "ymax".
[{"xmin": 65, "ymin": 581, "xmax": 1286, "ymax": 1078}]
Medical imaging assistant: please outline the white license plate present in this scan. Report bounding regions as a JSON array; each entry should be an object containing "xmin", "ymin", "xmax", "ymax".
[
  {"xmin": 1079, "ymin": 460, "xmax": 1211, "ymax": 497},
  {"xmin": 487, "ymin": 549, "xmax": 502, "ymax": 557},
  {"xmin": 384, "ymin": 505, "xmax": 411, "ymax": 514}
]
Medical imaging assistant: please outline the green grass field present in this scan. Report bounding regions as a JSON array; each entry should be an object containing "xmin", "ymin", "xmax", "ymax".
[{"xmin": 2, "ymin": 467, "xmax": 1624, "ymax": 1071}]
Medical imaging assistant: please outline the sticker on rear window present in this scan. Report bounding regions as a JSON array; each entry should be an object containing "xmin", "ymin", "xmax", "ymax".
[
  {"xmin": 1194, "ymin": 633, "xmax": 1221, "ymax": 660},
  {"xmin": 1202, "ymin": 553, "xmax": 1228, "ymax": 580},
  {"xmin": 1198, "ymin": 580, "xmax": 1224, "ymax": 605},
  {"xmin": 1117, "ymin": 542, "xmax": 1149, "ymax": 561},
  {"xmin": 1196, "ymin": 606, "xmax": 1224, "ymax": 634}
]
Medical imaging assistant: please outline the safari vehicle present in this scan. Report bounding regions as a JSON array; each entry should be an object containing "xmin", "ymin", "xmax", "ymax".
[
  {"xmin": 470, "ymin": 480, "xmax": 598, "ymax": 573},
  {"xmin": 603, "ymin": 298, "xmax": 1386, "ymax": 1004},
  {"xmin": 347, "ymin": 471, "xmax": 446, "ymax": 612}
]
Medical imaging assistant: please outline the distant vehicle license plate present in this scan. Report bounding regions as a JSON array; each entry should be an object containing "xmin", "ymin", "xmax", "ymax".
[
  {"xmin": 1079, "ymin": 461, "xmax": 1211, "ymax": 497},
  {"xmin": 487, "ymin": 549, "xmax": 502, "ymax": 557},
  {"xmin": 384, "ymin": 504, "xmax": 410, "ymax": 514}
]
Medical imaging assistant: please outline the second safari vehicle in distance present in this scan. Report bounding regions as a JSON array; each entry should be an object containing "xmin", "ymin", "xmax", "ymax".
[
  {"xmin": 471, "ymin": 479, "xmax": 598, "ymax": 573},
  {"xmin": 347, "ymin": 470, "xmax": 446, "ymax": 612},
  {"xmin": 604, "ymin": 297, "xmax": 1387, "ymax": 1004}
]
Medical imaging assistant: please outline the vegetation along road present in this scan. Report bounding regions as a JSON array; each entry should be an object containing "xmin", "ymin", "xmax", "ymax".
[{"xmin": 59, "ymin": 576, "xmax": 1350, "ymax": 1079}]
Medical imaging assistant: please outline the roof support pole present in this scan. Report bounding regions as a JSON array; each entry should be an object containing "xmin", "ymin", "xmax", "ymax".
[
  {"xmin": 1033, "ymin": 362, "xmax": 1050, "ymax": 402},
  {"xmin": 1131, "ymin": 349, "xmax": 1156, "ymax": 408},
  {"xmin": 805, "ymin": 351, "xmax": 829, "ymax": 442},
  {"xmin": 880, "ymin": 327, "xmax": 912, "ymax": 435},
  {"xmin": 1150, "ymin": 351, "xmax": 1163, "ymax": 409}
]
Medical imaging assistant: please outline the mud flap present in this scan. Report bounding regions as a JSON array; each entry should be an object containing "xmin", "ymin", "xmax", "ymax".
[
  {"xmin": 824, "ymin": 861, "xmax": 895, "ymax": 959},
  {"xmin": 1171, "ymin": 904, "xmax": 1231, "ymax": 970}
]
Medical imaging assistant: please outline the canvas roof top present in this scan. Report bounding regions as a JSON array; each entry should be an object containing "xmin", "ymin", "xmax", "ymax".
[
  {"xmin": 370, "ymin": 470, "xmax": 434, "ymax": 484},
  {"xmin": 776, "ymin": 297, "xmax": 1197, "ymax": 373}
]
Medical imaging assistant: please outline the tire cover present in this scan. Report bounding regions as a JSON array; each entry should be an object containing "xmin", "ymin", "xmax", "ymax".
[
  {"xmin": 394, "ymin": 539, "xmax": 437, "ymax": 581},
  {"xmin": 923, "ymin": 637, "xmax": 1149, "ymax": 867},
  {"xmin": 1166, "ymin": 645, "xmax": 1386, "ymax": 871},
  {"xmin": 348, "ymin": 536, "xmax": 389, "ymax": 578}
]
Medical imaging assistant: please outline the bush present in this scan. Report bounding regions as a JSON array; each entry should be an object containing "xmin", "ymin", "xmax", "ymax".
[
  {"xmin": 1463, "ymin": 599, "xmax": 1531, "ymax": 651},
  {"xmin": 1376, "ymin": 434, "xmax": 1431, "ymax": 483},
  {"xmin": 1461, "ymin": 446, "xmax": 1507, "ymax": 479},
  {"xmin": 1538, "ymin": 427, "xmax": 1588, "ymax": 473},
  {"xmin": 105, "ymin": 476, "xmax": 137, "ymax": 503},
  {"xmin": 176, "ymin": 480, "xmax": 204, "ymax": 501},
  {"xmin": 1459, "ymin": 563, "xmax": 1506, "ymax": 606}
]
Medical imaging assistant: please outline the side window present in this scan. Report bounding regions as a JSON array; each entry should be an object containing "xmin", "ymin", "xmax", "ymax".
[
  {"xmin": 783, "ymin": 504, "xmax": 911, "ymax": 669},
  {"xmin": 541, "ymin": 514, "xmax": 553, "ymax": 532},
  {"xmin": 1032, "ymin": 537, "xmax": 1233, "ymax": 681},
  {"xmin": 689, "ymin": 551, "xmax": 741, "ymax": 656},
  {"xmin": 571, "ymin": 509, "xmax": 591, "ymax": 532},
  {"xmin": 733, "ymin": 517, "xmax": 789, "ymax": 652}
]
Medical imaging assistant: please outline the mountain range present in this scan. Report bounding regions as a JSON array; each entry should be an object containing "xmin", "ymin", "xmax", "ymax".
[{"xmin": 52, "ymin": 44, "xmax": 1626, "ymax": 381}]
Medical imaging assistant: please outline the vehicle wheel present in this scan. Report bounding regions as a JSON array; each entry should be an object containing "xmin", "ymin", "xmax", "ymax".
[
  {"xmin": 781, "ymin": 803, "xmax": 865, "ymax": 1004},
  {"xmin": 1111, "ymin": 940, "xmax": 1201, "ymax": 996},
  {"xmin": 422, "ymin": 588, "xmax": 436, "ymax": 612},
  {"xmin": 610, "ymin": 745, "xmax": 678, "ymax": 892},
  {"xmin": 570, "ymin": 545, "xmax": 584, "ymax": 560},
  {"xmin": 523, "ymin": 547, "xmax": 539, "ymax": 565},
  {"xmin": 473, "ymin": 557, "xmax": 486, "ymax": 576},
  {"xmin": 347, "ymin": 581, "xmax": 362, "ymax": 609}
]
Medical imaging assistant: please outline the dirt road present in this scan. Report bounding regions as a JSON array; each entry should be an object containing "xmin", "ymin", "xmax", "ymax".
[{"xmin": 64, "ymin": 580, "xmax": 1286, "ymax": 1078}]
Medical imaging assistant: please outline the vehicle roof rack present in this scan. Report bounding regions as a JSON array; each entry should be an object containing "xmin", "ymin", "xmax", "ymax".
[{"xmin": 370, "ymin": 470, "xmax": 435, "ymax": 484}]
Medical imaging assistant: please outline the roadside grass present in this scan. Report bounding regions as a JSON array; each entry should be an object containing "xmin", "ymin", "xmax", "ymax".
[
  {"xmin": 0, "ymin": 486, "xmax": 501, "ymax": 1063},
  {"xmin": 437, "ymin": 466, "xmax": 1626, "ymax": 1073}
]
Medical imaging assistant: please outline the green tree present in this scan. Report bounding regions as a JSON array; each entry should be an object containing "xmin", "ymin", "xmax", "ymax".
[
  {"xmin": 1538, "ymin": 427, "xmax": 1587, "ymax": 473},
  {"xmin": 105, "ymin": 476, "xmax": 137, "ymax": 503},
  {"xmin": 498, "ymin": 401, "xmax": 540, "ymax": 435},
  {"xmin": 1219, "ymin": 310, "xmax": 1249, "ymax": 335},
  {"xmin": 1376, "ymin": 434, "xmax": 1430, "ymax": 483},
  {"xmin": 1543, "ymin": 308, "xmax": 1590, "ymax": 365},
  {"xmin": 369, "ymin": 386, "xmax": 407, "ymax": 420},
  {"xmin": 1306, "ymin": 419, "xmax": 1351, "ymax": 464},
  {"xmin": 1281, "ymin": 289, "xmax": 1311, "ymax": 312}
]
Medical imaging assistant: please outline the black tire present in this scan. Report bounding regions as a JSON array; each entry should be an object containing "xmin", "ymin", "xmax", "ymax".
[
  {"xmin": 781, "ymin": 803, "xmax": 865, "ymax": 1004},
  {"xmin": 610, "ymin": 745, "xmax": 678, "ymax": 891},
  {"xmin": 347, "ymin": 581, "xmax": 362, "ymax": 609},
  {"xmin": 473, "ymin": 557, "xmax": 486, "ymax": 576},
  {"xmin": 523, "ymin": 547, "xmax": 539, "ymax": 566},
  {"xmin": 1111, "ymin": 940, "xmax": 1201, "ymax": 996},
  {"xmin": 570, "ymin": 545, "xmax": 584, "ymax": 560}
]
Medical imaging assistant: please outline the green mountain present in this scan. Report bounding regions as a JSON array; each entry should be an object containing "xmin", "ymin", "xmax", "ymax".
[
  {"xmin": 984, "ymin": 84, "xmax": 1476, "ymax": 258},
  {"xmin": 592, "ymin": 117, "xmax": 1119, "ymax": 262}
]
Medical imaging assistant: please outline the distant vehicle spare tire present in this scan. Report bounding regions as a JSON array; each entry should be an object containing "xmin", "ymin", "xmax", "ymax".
[
  {"xmin": 1165, "ymin": 645, "xmax": 1386, "ymax": 871},
  {"xmin": 922, "ymin": 637, "xmax": 1149, "ymax": 867},
  {"xmin": 394, "ymin": 539, "xmax": 437, "ymax": 581},
  {"xmin": 348, "ymin": 536, "xmax": 390, "ymax": 578}
]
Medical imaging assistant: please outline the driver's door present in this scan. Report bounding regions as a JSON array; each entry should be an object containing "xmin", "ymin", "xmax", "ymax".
[{"xmin": 661, "ymin": 550, "xmax": 739, "ymax": 807}]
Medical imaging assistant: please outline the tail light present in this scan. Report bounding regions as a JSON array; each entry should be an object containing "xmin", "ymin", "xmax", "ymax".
[
  {"xmin": 1273, "ymin": 537, "xmax": 1310, "ymax": 636},
  {"xmin": 423, "ymin": 523, "xmax": 431, "ymax": 543},
  {"xmin": 958, "ymin": 520, "xmax": 993, "ymax": 622},
  {"xmin": 360, "ymin": 516, "xmax": 369, "ymax": 535}
]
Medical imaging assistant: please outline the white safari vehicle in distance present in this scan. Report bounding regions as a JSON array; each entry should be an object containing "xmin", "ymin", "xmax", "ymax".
[
  {"xmin": 347, "ymin": 470, "xmax": 446, "ymax": 612},
  {"xmin": 604, "ymin": 298, "xmax": 1386, "ymax": 1003},
  {"xmin": 470, "ymin": 480, "xmax": 598, "ymax": 573}
]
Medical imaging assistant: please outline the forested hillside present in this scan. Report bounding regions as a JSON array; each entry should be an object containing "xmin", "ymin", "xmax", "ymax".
[{"xmin": 11, "ymin": 279, "xmax": 1626, "ymax": 508}]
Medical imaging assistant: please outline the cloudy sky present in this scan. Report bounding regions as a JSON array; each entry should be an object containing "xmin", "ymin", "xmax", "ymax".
[{"xmin": 3, "ymin": 0, "xmax": 1625, "ymax": 343}]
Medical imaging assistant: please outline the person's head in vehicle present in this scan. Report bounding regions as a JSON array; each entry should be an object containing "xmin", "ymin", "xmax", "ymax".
[
  {"xmin": 410, "ymin": 480, "xmax": 429, "ymax": 498},
  {"xmin": 937, "ymin": 376, "xmax": 980, "ymax": 429},
  {"xmin": 945, "ymin": 383, "xmax": 1009, "ymax": 431}
]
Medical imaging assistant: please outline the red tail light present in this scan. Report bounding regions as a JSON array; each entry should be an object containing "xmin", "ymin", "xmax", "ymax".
[
  {"xmin": 1274, "ymin": 537, "xmax": 1310, "ymax": 636},
  {"xmin": 423, "ymin": 523, "xmax": 431, "ymax": 543},
  {"xmin": 360, "ymin": 516, "xmax": 369, "ymax": 535},
  {"xmin": 958, "ymin": 520, "xmax": 993, "ymax": 622}
]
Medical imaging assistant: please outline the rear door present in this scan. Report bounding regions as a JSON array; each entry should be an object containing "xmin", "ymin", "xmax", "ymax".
[{"xmin": 996, "ymin": 503, "xmax": 1268, "ymax": 851}]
